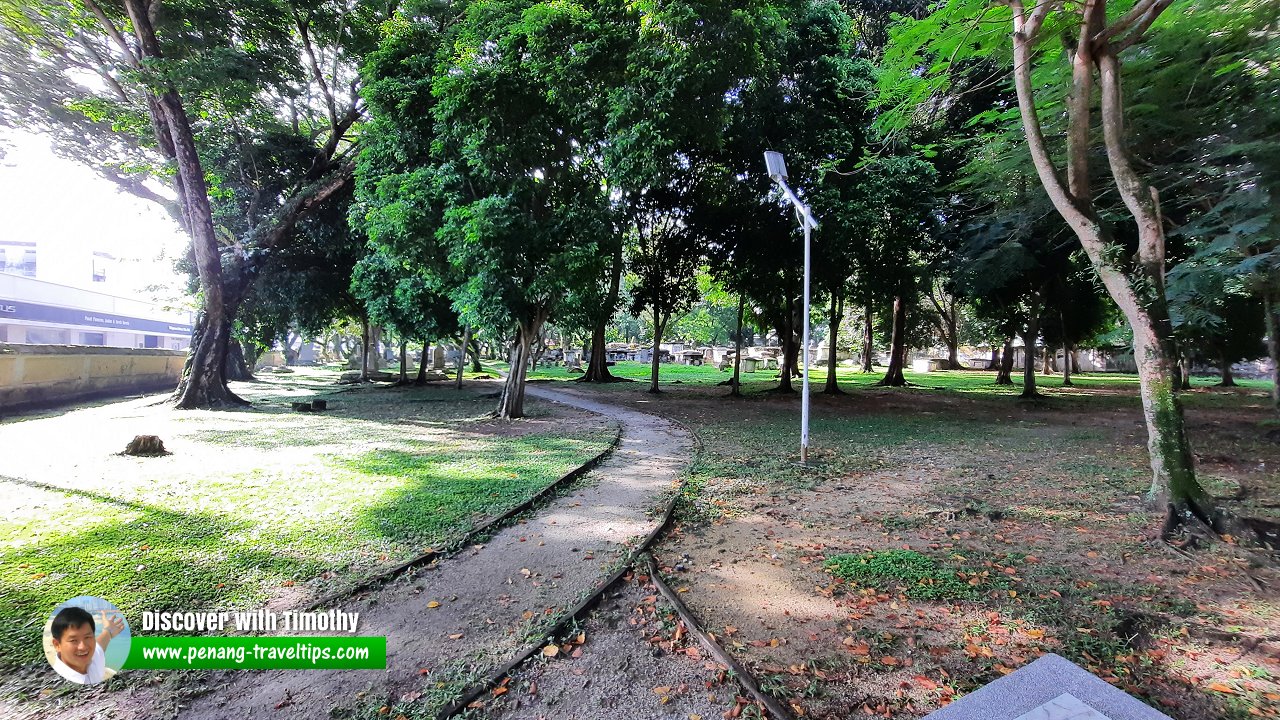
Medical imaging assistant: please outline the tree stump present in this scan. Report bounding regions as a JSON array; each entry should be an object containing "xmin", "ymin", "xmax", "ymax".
[{"xmin": 123, "ymin": 435, "xmax": 168, "ymax": 456}]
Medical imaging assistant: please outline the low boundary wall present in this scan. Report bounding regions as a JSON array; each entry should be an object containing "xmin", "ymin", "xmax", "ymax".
[{"xmin": 0, "ymin": 343, "xmax": 185, "ymax": 413}]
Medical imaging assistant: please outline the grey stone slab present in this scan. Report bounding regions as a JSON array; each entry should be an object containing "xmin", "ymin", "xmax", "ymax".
[
  {"xmin": 1012, "ymin": 693, "xmax": 1113, "ymax": 720},
  {"xmin": 922, "ymin": 654, "xmax": 1173, "ymax": 720}
]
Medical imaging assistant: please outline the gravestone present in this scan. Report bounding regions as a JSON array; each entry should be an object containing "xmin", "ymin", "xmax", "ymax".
[
  {"xmin": 430, "ymin": 344, "xmax": 446, "ymax": 371},
  {"xmin": 923, "ymin": 654, "xmax": 1172, "ymax": 720}
]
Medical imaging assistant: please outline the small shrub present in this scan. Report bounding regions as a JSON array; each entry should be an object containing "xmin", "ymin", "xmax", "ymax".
[{"xmin": 824, "ymin": 549, "xmax": 976, "ymax": 601}]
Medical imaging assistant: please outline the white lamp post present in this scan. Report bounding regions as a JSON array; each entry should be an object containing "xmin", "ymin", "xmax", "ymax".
[{"xmin": 764, "ymin": 150, "xmax": 819, "ymax": 465}]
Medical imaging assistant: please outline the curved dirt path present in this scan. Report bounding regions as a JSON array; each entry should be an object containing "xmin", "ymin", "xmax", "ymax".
[{"xmin": 165, "ymin": 384, "xmax": 692, "ymax": 719}]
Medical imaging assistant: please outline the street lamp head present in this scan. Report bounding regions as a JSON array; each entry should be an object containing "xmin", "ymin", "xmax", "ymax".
[{"xmin": 763, "ymin": 150, "xmax": 788, "ymax": 182}]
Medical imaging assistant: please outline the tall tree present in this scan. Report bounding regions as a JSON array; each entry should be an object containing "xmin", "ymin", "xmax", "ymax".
[
  {"xmin": 878, "ymin": 0, "xmax": 1263, "ymax": 532},
  {"xmin": 1, "ymin": 0, "xmax": 372, "ymax": 407},
  {"xmin": 628, "ymin": 187, "xmax": 702, "ymax": 394}
]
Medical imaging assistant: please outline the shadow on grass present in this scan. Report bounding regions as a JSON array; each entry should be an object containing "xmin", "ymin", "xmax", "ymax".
[
  {"xmin": 342, "ymin": 434, "xmax": 605, "ymax": 547},
  {"xmin": 0, "ymin": 477, "xmax": 319, "ymax": 668}
]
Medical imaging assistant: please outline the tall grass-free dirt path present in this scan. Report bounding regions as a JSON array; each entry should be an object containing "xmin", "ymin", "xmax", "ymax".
[{"xmin": 162, "ymin": 385, "xmax": 692, "ymax": 719}]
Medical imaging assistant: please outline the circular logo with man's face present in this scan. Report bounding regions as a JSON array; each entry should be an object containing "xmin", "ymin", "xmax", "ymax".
[{"xmin": 43, "ymin": 596, "xmax": 131, "ymax": 685}]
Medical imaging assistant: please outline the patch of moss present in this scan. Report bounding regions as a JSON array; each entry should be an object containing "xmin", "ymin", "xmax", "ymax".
[{"xmin": 824, "ymin": 549, "xmax": 977, "ymax": 601}]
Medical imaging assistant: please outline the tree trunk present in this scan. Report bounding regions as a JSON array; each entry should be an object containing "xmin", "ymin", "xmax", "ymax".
[
  {"xmin": 1062, "ymin": 343, "xmax": 1074, "ymax": 387},
  {"xmin": 582, "ymin": 239, "xmax": 622, "ymax": 383},
  {"xmin": 283, "ymin": 332, "xmax": 301, "ymax": 365},
  {"xmin": 398, "ymin": 340, "xmax": 408, "ymax": 383},
  {"xmin": 582, "ymin": 322, "xmax": 613, "ymax": 383},
  {"xmin": 1263, "ymin": 290, "xmax": 1280, "ymax": 407},
  {"xmin": 416, "ymin": 340, "xmax": 429, "ymax": 384},
  {"xmin": 498, "ymin": 314, "xmax": 546, "ymax": 420},
  {"xmin": 731, "ymin": 293, "xmax": 744, "ymax": 397},
  {"xmin": 369, "ymin": 326, "xmax": 383, "ymax": 373},
  {"xmin": 996, "ymin": 338, "xmax": 1015, "ymax": 385},
  {"xmin": 457, "ymin": 324, "xmax": 471, "ymax": 389},
  {"xmin": 1008, "ymin": 6, "xmax": 1213, "ymax": 527},
  {"xmin": 824, "ymin": 292, "xmax": 844, "ymax": 394},
  {"xmin": 225, "ymin": 339, "xmax": 253, "ymax": 381},
  {"xmin": 775, "ymin": 323, "xmax": 796, "ymax": 392},
  {"xmin": 1177, "ymin": 351, "xmax": 1192, "ymax": 391},
  {"xmin": 359, "ymin": 318, "xmax": 370, "ymax": 381},
  {"xmin": 878, "ymin": 296, "xmax": 907, "ymax": 386},
  {"xmin": 1217, "ymin": 351, "xmax": 1236, "ymax": 387},
  {"xmin": 649, "ymin": 315, "xmax": 667, "ymax": 394},
  {"xmin": 946, "ymin": 306, "xmax": 961, "ymax": 369},
  {"xmin": 860, "ymin": 301, "xmax": 874, "ymax": 372},
  {"xmin": 1132, "ymin": 321, "xmax": 1209, "ymax": 523},
  {"xmin": 986, "ymin": 347, "xmax": 1000, "ymax": 370},
  {"xmin": 115, "ymin": 0, "xmax": 239, "ymax": 409},
  {"xmin": 1021, "ymin": 321, "xmax": 1040, "ymax": 399}
]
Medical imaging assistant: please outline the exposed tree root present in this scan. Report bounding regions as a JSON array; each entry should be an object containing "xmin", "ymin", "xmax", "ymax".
[
  {"xmin": 1161, "ymin": 502, "xmax": 1280, "ymax": 584},
  {"xmin": 575, "ymin": 374, "xmax": 633, "ymax": 384}
]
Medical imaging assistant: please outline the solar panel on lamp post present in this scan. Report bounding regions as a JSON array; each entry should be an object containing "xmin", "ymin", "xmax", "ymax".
[{"xmin": 764, "ymin": 150, "xmax": 819, "ymax": 465}]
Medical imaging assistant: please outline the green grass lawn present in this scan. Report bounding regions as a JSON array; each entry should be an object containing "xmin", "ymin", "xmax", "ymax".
[
  {"xmin": 0, "ymin": 370, "xmax": 614, "ymax": 667},
  {"xmin": 517, "ymin": 359, "xmax": 1268, "ymax": 406}
]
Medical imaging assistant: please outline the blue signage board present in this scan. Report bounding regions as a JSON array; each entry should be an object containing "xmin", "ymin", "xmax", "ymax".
[{"xmin": 0, "ymin": 298, "xmax": 193, "ymax": 336}]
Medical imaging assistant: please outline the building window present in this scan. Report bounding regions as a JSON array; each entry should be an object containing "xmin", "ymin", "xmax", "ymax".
[
  {"xmin": 144, "ymin": 335, "xmax": 160, "ymax": 348},
  {"xmin": 25, "ymin": 328, "xmax": 67, "ymax": 344},
  {"xmin": 80, "ymin": 332, "xmax": 105, "ymax": 346},
  {"xmin": 92, "ymin": 252, "xmax": 112, "ymax": 283},
  {"xmin": 0, "ymin": 241, "xmax": 36, "ymax": 277}
]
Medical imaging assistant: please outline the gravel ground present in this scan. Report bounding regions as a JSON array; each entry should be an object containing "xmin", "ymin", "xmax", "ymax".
[{"xmin": 483, "ymin": 577, "xmax": 736, "ymax": 720}]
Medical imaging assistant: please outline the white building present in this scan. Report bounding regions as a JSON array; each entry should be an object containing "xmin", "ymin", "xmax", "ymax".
[
  {"xmin": 0, "ymin": 270, "xmax": 192, "ymax": 351},
  {"xmin": 0, "ymin": 130, "xmax": 193, "ymax": 350}
]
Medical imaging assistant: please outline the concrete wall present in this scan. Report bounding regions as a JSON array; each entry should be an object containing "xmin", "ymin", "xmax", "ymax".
[{"xmin": 0, "ymin": 343, "xmax": 185, "ymax": 413}]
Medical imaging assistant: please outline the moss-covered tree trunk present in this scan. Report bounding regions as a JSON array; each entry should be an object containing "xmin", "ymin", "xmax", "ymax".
[{"xmin": 1009, "ymin": 2, "xmax": 1215, "ymax": 530}]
